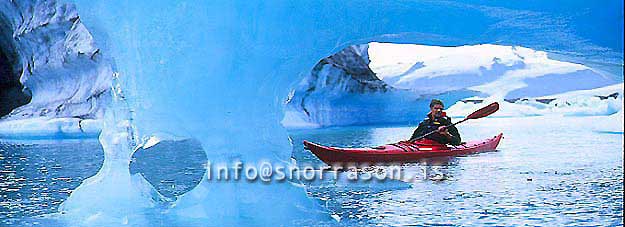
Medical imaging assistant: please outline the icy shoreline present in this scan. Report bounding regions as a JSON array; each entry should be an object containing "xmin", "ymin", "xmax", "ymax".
[{"xmin": 0, "ymin": 117, "xmax": 102, "ymax": 139}]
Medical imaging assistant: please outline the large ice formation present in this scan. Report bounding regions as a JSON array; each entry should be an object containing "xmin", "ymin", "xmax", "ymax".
[
  {"xmin": 0, "ymin": 0, "xmax": 111, "ymax": 138},
  {"xmin": 283, "ymin": 42, "xmax": 620, "ymax": 128}
]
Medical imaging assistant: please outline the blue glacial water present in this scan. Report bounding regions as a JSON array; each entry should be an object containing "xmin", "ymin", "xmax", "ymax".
[
  {"xmin": 288, "ymin": 116, "xmax": 624, "ymax": 226},
  {"xmin": 0, "ymin": 139, "xmax": 103, "ymax": 220},
  {"xmin": 1, "ymin": 116, "xmax": 623, "ymax": 226},
  {"xmin": 0, "ymin": 139, "xmax": 206, "ymax": 226}
]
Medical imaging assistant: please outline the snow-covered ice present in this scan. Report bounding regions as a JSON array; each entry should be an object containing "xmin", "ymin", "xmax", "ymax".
[
  {"xmin": 368, "ymin": 42, "xmax": 613, "ymax": 98},
  {"xmin": 446, "ymin": 83, "xmax": 623, "ymax": 119}
]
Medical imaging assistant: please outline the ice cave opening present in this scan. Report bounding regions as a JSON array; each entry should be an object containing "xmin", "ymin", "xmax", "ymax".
[{"xmin": 0, "ymin": 17, "xmax": 31, "ymax": 118}]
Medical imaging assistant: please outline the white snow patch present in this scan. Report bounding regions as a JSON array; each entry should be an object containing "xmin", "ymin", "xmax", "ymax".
[{"xmin": 368, "ymin": 42, "xmax": 610, "ymax": 98}]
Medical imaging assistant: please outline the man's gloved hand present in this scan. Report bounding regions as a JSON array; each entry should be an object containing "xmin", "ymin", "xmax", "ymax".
[{"xmin": 437, "ymin": 126, "xmax": 451, "ymax": 137}]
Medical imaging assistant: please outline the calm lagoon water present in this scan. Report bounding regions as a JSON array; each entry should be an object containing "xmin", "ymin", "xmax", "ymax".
[
  {"xmin": 1, "ymin": 116, "xmax": 623, "ymax": 226},
  {"xmin": 0, "ymin": 139, "xmax": 205, "ymax": 226},
  {"xmin": 289, "ymin": 116, "xmax": 624, "ymax": 226}
]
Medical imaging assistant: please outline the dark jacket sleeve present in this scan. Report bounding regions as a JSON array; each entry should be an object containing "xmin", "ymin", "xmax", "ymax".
[
  {"xmin": 446, "ymin": 124, "xmax": 462, "ymax": 145},
  {"xmin": 445, "ymin": 117, "xmax": 462, "ymax": 145},
  {"xmin": 410, "ymin": 122, "xmax": 427, "ymax": 140}
]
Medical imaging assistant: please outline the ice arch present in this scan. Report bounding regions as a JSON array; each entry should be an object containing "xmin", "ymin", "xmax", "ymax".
[{"xmin": 60, "ymin": 0, "xmax": 622, "ymax": 225}]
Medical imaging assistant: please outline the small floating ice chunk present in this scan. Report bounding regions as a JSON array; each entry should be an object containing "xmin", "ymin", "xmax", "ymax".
[{"xmin": 142, "ymin": 136, "xmax": 162, "ymax": 149}]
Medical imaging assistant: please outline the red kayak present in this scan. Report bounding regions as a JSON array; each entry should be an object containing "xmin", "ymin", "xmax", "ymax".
[{"xmin": 304, "ymin": 133, "xmax": 503, "ymax": 164}]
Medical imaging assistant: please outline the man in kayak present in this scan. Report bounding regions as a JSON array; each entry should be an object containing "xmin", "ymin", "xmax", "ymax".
[{"xmin": 409, "ymin": 99, "xmax": 462, "ymax": 145}]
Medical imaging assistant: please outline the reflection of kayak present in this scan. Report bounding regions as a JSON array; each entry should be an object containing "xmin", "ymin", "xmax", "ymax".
[{"xmin": 304, "ymin": 133, "xmax": 503, "ymax": 164}]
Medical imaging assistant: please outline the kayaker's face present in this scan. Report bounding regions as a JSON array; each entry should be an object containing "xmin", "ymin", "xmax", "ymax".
[{"xmin": 430, "ymin": 104, "xmax": 444, "ymax": 118}]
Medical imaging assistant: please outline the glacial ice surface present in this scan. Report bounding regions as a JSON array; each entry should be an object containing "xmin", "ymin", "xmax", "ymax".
[{"xmin": 0, "ymin": 0, "xmax": 112, "ymax": 137}]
